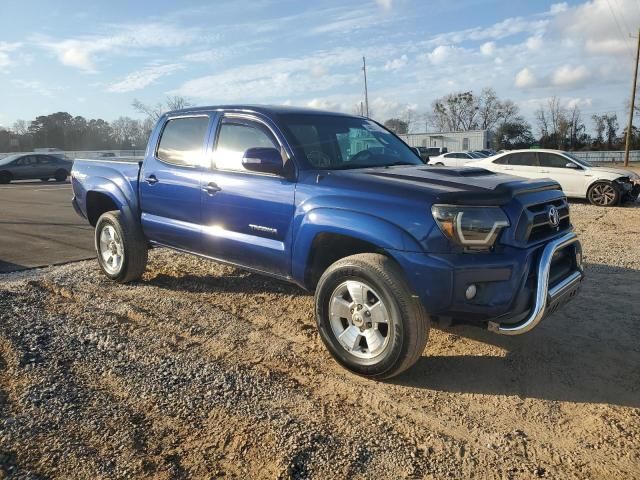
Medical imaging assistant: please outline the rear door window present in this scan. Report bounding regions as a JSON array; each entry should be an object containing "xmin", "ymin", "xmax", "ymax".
[
  {"xmin": 507, "ymin": 152, "xmax": 538, "ymax": 166},
  {"xmin": 156, "ymin": 116, "xmax": 210, "ymax": 167}
]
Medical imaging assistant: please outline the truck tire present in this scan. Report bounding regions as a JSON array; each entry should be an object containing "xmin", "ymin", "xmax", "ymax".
[
  {"xmin": 95, "ymin": 211, "xmax": 148, "ymax": 283},
  {"xmin": 315, "ymin": 253, "xmax": 429, "ymax": 379},
  {"xmin": 587, "ymin": 181, "xmax": 620, "ymax": 206}
]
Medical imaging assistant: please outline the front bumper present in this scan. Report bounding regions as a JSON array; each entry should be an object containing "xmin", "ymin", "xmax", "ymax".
[
  {"xmin": 487, "ymin": 232, "xmax": 583, "ymax": 335},
  {"xmin": 391, "ymin": 232, "xmax": 583, "ymax": 335}
]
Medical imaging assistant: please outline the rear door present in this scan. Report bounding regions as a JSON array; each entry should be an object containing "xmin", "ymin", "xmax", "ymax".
[
  {"xmin": 139, "ymin": 114, "xmax": 212, "ymax": 251},
  {"xmin": 200, "ymin": 114, "xmax": 295, "ymax": 276},
  {"xmin": 36, "ymin": 155, "xmax": 56, "ymax": 178}
]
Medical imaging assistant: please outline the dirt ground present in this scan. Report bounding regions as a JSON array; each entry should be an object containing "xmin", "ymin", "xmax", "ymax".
[{"xmin": 1, "ymin": 201, "xmax": 639, "ymax": 479}]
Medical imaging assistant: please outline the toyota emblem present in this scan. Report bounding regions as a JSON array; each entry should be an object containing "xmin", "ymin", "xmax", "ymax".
[{"xmin": 547, "ymin": 206, "xmax": 560, "ymax": 228}]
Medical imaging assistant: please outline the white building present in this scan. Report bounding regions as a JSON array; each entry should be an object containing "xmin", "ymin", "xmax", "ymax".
[{"xmin": 399, "ymin": 130, "xmax": 491, "ymax": 151}]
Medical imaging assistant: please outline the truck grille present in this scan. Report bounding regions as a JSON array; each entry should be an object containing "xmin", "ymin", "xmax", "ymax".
[{"xmin": 516, "ymin": 198, "xmax": 571, "ymax": 244}]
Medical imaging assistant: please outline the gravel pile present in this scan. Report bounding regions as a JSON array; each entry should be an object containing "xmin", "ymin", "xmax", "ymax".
[{"xmin": 1, "ymin": 202, "xmax": 639, "ymax": 479}]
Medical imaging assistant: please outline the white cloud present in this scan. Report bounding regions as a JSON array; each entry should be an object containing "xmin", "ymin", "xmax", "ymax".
[
  {"xmin": 566, "ymin": 97, "xmax": 593, "ymax": 109},
  {"xmin": 430, "ymin": 16, "xmax": 548, "ymax": 46},
  {"xmin": 551, "ymin": 65, "xmax": 589, "ymax": 86},
  {"xmin": 108, "ymin": 63, "xmax": 184, "ymax": 93},
  {"xmin": 38, "ymin": 23, "xmax": 197, "ymax": 72},
  {"xmin": 384, "ymin": 54, "xmax": 408, "ymax": 71},
  {"xmin": 375, "ymin": 0, "xmax": 393, "ymax": 9},
  {"xmin": 171, "ymin": 49, "xmax": 362, "ymax": 101},
  {"xmin": 526, "ymin": 35, "xmax": 543, "ymax": 50},
  {"xmin": 480, "ymin": 41, "xmax": 496, "ymax": 56},
  {"xmin": 553, "ymin": 0, "xmax": 639, "ymax": 57},
  {"xmin": 549, "ymin": 2, "xmax": 568, "ymax": 14},
  {"xmin": 426, "ymin": 45, "xmax": 457, "ymax": 65},
  {"xmin": 13, "ymin": 79, "xmax": 53, "ymax": 97},
  {"xmin": 515, "ymin": 67, "xmax": 537, "ymax": 88},
  {"xmin": 0, "ymin": 42, "xmax": 21, "ymax": 71}
]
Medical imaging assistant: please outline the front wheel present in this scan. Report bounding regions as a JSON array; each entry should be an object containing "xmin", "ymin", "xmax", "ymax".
[
  {"xmin": 315, "ymin": 253, "xmax": 430, "ymax": 379},
  {"xmin": 95, "ymin": 211, "xmax": 148, "ymax": 283},
  {"xmin": 587, "ymin": 181, "xmax": 620, "ymax": 206}
]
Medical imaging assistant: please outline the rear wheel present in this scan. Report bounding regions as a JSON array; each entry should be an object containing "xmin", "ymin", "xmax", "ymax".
[
  {"xmin": 95, "ymin": 211, "xmax": 148, "ymax": 283},
  {"xmin": 435, "ymin": 162, "xmax": 444, "ymax": 166},
  {"xmin": 0, "ymin": 172, "xmax": 11, "ymax": 184},
  {"xmin": 315, "ymin": 253, "xmax": 429, "ymax": 379},
  {"xmin": 587, "ymin": 181, "xmax": 620, "ymax": 207},
  {"xmin": 54, "ymin": 169, "xmax": 68, "ymax": 182}
]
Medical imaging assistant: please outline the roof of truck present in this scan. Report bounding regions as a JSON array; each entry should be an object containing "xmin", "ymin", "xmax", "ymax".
[{"xmin": 167, "ymin": 104, "xmax": 360, "ymax": 118}]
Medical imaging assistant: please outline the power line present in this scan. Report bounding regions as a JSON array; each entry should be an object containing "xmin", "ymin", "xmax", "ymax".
[
  {"xmin": 605, "ymin": 0, "xmax": 635, "ymax": 59},
  {"xmin": 612, "ymin": 0, "xmax": 633, "ymax": 39}
]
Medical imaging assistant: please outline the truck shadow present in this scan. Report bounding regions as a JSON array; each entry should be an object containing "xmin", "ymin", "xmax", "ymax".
[{"xmin": 393, "ymin": 263, "xmax": 640, "ymax": 408}]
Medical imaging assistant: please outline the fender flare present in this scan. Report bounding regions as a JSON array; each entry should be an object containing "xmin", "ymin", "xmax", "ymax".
[
  {"xmin": 291, "ymin": 207, "xmax": 423, "ymax": 283},
  {"xmin": 82, "ymin": 177, "xmax": 138, "ymax": 227}
]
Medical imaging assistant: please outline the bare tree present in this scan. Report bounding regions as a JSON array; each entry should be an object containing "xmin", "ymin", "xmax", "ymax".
[
  {"xmin": 428, "ymin": 88, "xmax": 520, "ymax": 133},
  {"xmin": 132, "ymin": 96, "xmax": 193, "ymax": 122},
  {"xmin": 592, "ymin": 114, "xmax": 606, "ymax": 145},
  {"xmin": 11, "ymin": 120, "xmax": 28, "ymax": 136},
  {"xmin": 536, "ymin": 97, "xmax": 571, "ymax": 148},
  {"xmin": 604, "ymin": 113, "xmax": 618, "ymax": 149}
]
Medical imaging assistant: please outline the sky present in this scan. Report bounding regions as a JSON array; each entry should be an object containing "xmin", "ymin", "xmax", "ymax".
[{"xmin": 0, "ymin": 0, "xmax": 639, "ymax": 133}]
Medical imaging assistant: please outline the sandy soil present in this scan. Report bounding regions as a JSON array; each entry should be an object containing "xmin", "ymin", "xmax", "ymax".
[{"xmin": 1, "ymin": 202, "xmax": 639, "ymax": 479}]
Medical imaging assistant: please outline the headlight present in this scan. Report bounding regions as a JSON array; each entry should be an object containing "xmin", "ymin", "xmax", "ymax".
[{"xmin": 431, "ymin": 205, "xmax": 510, "ymax": 249}]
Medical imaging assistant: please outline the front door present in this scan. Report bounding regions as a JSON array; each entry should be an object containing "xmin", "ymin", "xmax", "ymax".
[
  {"xmin": 500, "ymin": 151, "xmax": 541, "ymax": 179},
  {"xmin": 200, "ymin": 115, "xmax": 295, "ymax": 277},
  {"xmin": 139, "ymin": 115, "xmax": 212, "ymax": 252},
  {"xmin": 536, "ymin": 152, "xmax": 585, "ymax": 196}
]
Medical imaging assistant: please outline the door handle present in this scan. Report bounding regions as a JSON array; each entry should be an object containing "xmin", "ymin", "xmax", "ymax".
[
  {"xmin": 144, "ymin": 175, "xmax": 159, "ymax": 185},
  {"xmin": 202, "ymin": 182, "xmax": 222, "ymax": 195}
]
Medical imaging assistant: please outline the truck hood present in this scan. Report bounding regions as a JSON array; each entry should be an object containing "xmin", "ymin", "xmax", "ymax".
[
  {"xmin": 331, "ymin": 165, "xmax": 561, "ymax": 206},
  {"xmin": 590, "ymin": 166, "xmax": 640, "ymax": 180}
]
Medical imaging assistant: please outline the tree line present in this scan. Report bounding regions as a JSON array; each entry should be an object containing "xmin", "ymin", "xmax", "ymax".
[
  {"xmin": 383, "ymin": 88, "xmax": 640, "ymax": 151},
  {"xmin": 1, "ymin": 91, "xmax": 638, "ymax": 152},
  {"xmin": 0, "ymin": 96, "xmax": 191, "ymax": 153}
]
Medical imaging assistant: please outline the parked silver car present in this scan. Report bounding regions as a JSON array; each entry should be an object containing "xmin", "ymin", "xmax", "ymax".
[{"xmin": 0, "ymin": 153, "xmax": 73, "ymax": 184}]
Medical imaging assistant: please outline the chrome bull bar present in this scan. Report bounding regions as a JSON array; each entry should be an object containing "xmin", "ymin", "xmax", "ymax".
[{"xmin": 488, "ymin": 231, "xmax": 583, "ymax": 336}]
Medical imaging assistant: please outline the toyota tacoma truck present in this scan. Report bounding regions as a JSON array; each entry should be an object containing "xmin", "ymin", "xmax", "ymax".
[{"xmin": 71, "ymin": 105, "xmax": 584, "ymax": 379}]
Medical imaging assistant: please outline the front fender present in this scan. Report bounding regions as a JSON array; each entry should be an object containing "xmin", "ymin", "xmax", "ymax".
[{"xmin": 290, "ymin": 207, "xmax": 423, "ymax": 284}]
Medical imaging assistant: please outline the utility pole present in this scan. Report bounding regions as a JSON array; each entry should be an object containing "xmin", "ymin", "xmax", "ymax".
[
  {"xmin": 624, "ymin": 29, "xmax": 640, "ymax": 167},
  {"xmin": 362, "ymin": 56, "xmax": 370, "ymax": 118}
]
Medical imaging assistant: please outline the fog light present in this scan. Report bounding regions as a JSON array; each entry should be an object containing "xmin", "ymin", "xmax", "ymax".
[{"xmin": 465, "ymin": 284, "xmax": 477, "ymax": 300}]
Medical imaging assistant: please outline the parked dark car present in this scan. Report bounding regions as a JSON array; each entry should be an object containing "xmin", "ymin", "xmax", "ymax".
[
  {"xmin": 0, "ymin": 153, "xmax": 73, "ymax": 184},
  {"xmin": 415, "ymin": 146, "xmax": 448, "ymax": 162}
]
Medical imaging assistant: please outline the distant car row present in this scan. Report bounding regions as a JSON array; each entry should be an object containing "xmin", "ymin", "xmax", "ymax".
[
  {"xmin": 0, "ymin": 153, "xmax": 73, "ymax": 184},
  {"xmin": 427, "ymin": 149, "xmax": 640, "ymax": 206}
]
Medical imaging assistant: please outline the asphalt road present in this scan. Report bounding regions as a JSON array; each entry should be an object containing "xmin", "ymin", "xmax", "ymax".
[{"xmin": 0, "ymin": 180, "xmax": 94, "ymax": 273}]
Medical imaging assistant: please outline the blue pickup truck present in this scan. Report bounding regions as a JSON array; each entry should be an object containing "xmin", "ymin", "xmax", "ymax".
[{"xmin": 71, "ymin": 105, "xmax": 583, "ymax": 378}]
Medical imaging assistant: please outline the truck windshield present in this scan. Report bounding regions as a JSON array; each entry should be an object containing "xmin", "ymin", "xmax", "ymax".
[{"xmin": 278, "ymin": 114, "xmax": 423, "ymax": 170}]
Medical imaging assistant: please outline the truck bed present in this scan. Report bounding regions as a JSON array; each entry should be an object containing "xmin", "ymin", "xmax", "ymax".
[{"xmin": 71, "ymin": 158, "xmax": 142, "ymax": 223}]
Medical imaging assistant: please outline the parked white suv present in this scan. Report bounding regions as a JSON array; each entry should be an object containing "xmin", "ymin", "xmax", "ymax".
[{"xmin": 470, "ymin": 149, "xmax": 640, "ymax": 206}]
